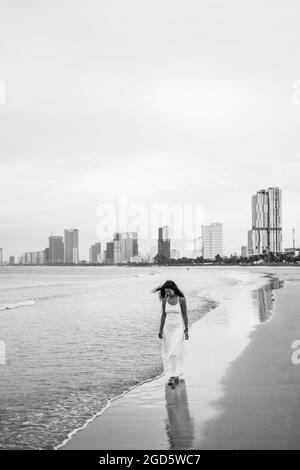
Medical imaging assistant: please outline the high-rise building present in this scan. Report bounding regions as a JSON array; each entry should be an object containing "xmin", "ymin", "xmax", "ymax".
[
  {"xmin": 19, "ymin": 249, "xmax": 47, "ymax": 265},
  {"xmin": 0, "ymin": 248, "xmax": 3, "ymax": 265},
  {"xmin": 113, "ymin": 232, "xmax": 121, "ymax": 264},
  {"xmin": 9, "ymin": 256, "xmax": 15, "ymax": 266},
  {"xmin": 44, "ymin": 248, "xmax": 49, "ymax": 264},
  {"xmin": 202, "ymin": 223, "xmax": 223, "ymax": 259},
  {"xmin": 105, "ymin": 242, "xmax": 114, "ymax": 264},
  {"xmin": 89, "ymin": 242, "xmax": 101, "ymax": 264},
  {"xmin": 248, "ymin": 187, "xmax": 282, "ymax": 255},
  {"xmin": 49, "ymin": 236, "xmax": 64, "ymax": 264},
  {"xmin": 158, "ymin": 226, "xmax": 170, "ymax": 260},
  {"xmin": 247, "ymin": 230, "xmax": 254, "ymax": 256},
  {"xmin": 241, "ymin": 245, "xmax": 248, "ymax": 257},
  {"xmin": 113, "ymin": 232, "xmax": 138, "ymax": 264},
  {"xmin": 64, "ymin": 229, "xmax": 79, "ymax": 264}
]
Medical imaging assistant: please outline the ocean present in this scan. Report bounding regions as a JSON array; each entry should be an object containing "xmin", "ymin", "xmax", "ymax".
[{"xmin": 0, "ymin": 265, "xmax": 282, "ymax": 449}]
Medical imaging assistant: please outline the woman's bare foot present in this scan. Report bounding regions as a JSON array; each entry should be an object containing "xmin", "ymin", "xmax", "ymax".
[{"xmin": 168, "ymin": 376, "xmax": 176, "ymax": 385}]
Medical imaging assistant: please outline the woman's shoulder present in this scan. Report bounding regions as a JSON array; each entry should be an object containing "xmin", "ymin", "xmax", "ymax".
[{"xmin": 179, "ymin": 296, "xmax": 186, "ymax": 304}]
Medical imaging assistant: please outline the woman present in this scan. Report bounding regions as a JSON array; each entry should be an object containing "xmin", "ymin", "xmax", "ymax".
[{"xmin": 152, "ymin": 280, "xmax": 189, "ymax": 386}]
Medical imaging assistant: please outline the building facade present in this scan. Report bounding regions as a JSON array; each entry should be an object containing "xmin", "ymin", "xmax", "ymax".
[
  {"xmin": 105, "ymin": 242, "xmax": 114, "ymax": 264},
  {"xmin": 113, "ymin": 232, "xmax": 138, "ymax": 264},
  {"xmin": 19, "ymin": 249, "xmax": 48, "ymax": 265},
  {"xmin": 49, "ymin": 236, "xmax": 64, "ymax": 264},
  {"xmin": 64, "ymin": 229, "xmax": 79, "ymax": 264},
  {"xmin": 248, "ymin": 187, "xmax": 282, "ymax": 255},
  {"xmin": 202, "ymin": 223, "xmax": 223, "ymax": 259},
  {"xmin": 89, "ymin": 242, "xmax": 101, "ymax": 264},
  {"xmin": 241, "ymin": 245, "xmax": 248, "ymax": 257},
  {"xmin": 158, "ymin": 226, "xmax": 171, "ymax": 260}
]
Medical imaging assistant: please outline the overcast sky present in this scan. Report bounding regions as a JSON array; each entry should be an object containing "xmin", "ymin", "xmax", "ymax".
[{"xmin": 1, "ymin": 0, "xmax": 300, "ymax": 259}]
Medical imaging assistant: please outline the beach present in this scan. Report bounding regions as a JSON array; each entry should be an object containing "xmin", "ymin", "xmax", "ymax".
[
  {"xmin": 58, "ymin": 267, "xmax": 300, "ymax": 450},
  {"xmin": 0, "ymin": 265, "xmax": 257, "ymax": 449}
]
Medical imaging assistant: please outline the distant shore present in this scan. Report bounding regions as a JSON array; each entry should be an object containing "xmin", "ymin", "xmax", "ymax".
[{"xmin": 2, "ymin": 262, "xmax": 300, "ymax": 267}]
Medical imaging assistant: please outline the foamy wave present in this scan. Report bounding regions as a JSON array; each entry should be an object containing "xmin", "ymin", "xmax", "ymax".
[{"xmin": 0, "ymin": 298, "xmax": 36, "ymax": 311}]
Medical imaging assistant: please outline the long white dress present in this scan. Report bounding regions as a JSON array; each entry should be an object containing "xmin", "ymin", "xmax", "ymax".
[{"xmin": 162, "ymin": 297, "xmax": 186, "ymax": 378}]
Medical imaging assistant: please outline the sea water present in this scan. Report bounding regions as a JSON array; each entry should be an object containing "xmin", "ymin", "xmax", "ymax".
[{"xmin": 0, "ymin": 265, "xmax": 278, "ymax": 449}]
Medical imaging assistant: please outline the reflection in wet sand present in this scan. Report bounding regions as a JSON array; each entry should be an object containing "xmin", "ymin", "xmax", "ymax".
[
  {"xmin": 253, "ymin": 277, "xmax": 284, "ymax": 323},
  {"xmin": 163, "ymin": 274, "xmax": 286, "ymax": 449},
  {"xmin": 164, "ymin": 380, "xmax": 194, "ymax": 449}
]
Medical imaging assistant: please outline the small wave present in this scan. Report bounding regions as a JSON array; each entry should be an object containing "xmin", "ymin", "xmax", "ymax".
[
  {"xmin": 0, "ymin": 293, "xmax": 72, "ymax": 312},
  {"xmin": 53, "ymin": 370, "xmax": 166, "ymax": 450},
  {"xmin": 134, "ymin": 272, "xmax": 158, "ymax": 278},
  {"xmin": 0, "ymin": 298, "xmax": 36, "ymax": 311}
]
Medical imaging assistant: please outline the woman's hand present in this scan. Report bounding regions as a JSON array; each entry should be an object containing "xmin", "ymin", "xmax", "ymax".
[
  {"xmin": 184, "ymin": 331, "xmax": 189, "ymax": 340},
  {"xmin": 158, "ymin": 330, "xmax": 163, "ymax": 339}
]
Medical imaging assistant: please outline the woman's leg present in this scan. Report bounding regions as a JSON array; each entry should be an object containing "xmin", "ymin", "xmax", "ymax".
[
  {"xmin": 170, "ymin": 353, "xmax": 179, "ymax": 377},
  {"xmin": 178, "ymin": 338, "xmax": 185, "ymax": 378}
]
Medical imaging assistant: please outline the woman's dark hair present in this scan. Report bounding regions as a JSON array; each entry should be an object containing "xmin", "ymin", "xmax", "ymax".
[{"xmin": 152, "ymin": 280, "xmax": 185, "ymax": 301}]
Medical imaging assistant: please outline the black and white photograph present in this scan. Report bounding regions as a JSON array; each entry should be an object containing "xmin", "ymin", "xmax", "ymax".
[{"xmin": 1, "ymin": 0, "xmax": 300, "ymax": 458}]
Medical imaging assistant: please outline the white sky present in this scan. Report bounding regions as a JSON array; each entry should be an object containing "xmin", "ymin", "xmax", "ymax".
[{"xmin": 1, "ymin": 0, "xmax": 300, "ymax": 259}]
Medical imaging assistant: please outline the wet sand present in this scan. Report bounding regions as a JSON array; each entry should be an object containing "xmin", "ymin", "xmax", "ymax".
[
  {"xmin": 198, "ymin": 274, "xmax": 300, "ymax": 449},
  {"xmin": 58, "ymin": 269, "xmax": 300, "ymax": 450}
]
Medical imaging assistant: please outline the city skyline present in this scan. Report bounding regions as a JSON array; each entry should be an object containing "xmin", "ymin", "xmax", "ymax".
[
  {"xmin": 1, "ymin": 2, "xmax": 300, "ymax": 260},
  {"xmin": 1, "ymin": 184, "xmax": 295, "ymax": 263},
  {"xmin": 1, "ymin": 184, "xmax": 298, "ymax": 262}
]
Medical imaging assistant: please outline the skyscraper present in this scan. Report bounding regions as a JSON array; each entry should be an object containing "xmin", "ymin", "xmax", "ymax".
[
  {"xmin": 248, "ymin": 187, "xmax": 282, "ymax": 255},
  {"xmin": 49, "ymin": 236, "xmax": 64, "ymax": 264},
  {"xmin": 105, "ymin": 242, "xmax": 114, "ymax": 264},
  {"xmin": 158, "ymin": 226, "xmax": 171, "ymax": 260},
  {"xmin": 89, "ymin": 242, "xmax": 101, "ymax": 264},
  {"xmin": 19, "ymin": 250, "xmax": 47, "ymax": 265},
  {"xmin": 202, "ymin": 223, "xmax": 223, "ymax": 259},
  {"xmin": 64, "ymin": 229, "xmax": 79, "ymax": 264},
  {"xmin": 113, "ymin": 232, "xmax": 138, "ymax": 263},
  {"xmin": 241, "ymin": 246, "xmax": 248, "ymax": 257}
]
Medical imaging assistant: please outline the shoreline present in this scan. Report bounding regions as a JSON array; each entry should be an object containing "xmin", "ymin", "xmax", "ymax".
[
  {"xmin": 2, "ymin": 263, "xmax": 300, "ymax": 268},
  {"xmin": 196, "ymin": 272, "xmax": 300, "ymax": 449},
  {"xmin": 58, "ymin": 270, "xmax": 277, "ymax": 450},
  {"xmin": 54, "ymin": 297, "xmax": 219, "ymax": 450}
]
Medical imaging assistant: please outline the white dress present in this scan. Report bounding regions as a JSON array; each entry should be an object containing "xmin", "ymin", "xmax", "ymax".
[{"xmin": 162, "ymin": 297, "xmax": 186, "ymax": 378}]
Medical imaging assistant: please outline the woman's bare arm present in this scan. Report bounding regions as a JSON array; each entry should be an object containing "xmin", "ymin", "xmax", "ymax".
[
  {"xmin": 158, "ymin": 298, "xmax": 167, "ymax": 337},
  {"xmin": 180, "ymin": 297, "xmax": 189, "ymax": 334}
]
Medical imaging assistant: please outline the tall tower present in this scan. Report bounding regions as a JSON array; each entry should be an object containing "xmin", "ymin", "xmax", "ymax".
[
  {"xmin": 113, "ymin": 232, "xmax": 138, "ymax": 263},
  {"xmin": 248, "ymin": 187, "xmax": 282, "ymax": 255},
  {"xmin": 89, "ymin": 242, "xmax": 101, "ymax": 264},
  {"xmin": 158, "ymin": 226, "xmax": 171, "ymax": 260},
  {"xmin": 201, "ymin": 223, "xmax": 223, "ymax": 259},
  {"xmin": 49, "ymin": 236, "xmax": 64, "ymax": 264},
  {"xmin": 64, "ymin": 229, "xmax": 79, "ymax": 264},
  {"xmin": 105, "ymin": 242, "xmax": 114, "ymax": 264}
]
